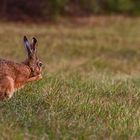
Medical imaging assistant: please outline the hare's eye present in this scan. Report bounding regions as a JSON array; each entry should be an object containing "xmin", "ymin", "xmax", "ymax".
[{"xmin": 38, "ymin": 62, "xmax": 42, "ymax": 67}]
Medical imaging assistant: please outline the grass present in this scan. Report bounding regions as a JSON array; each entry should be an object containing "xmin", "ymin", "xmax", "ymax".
[{"xmin": 0, "ymin": 16, "xmax": 140, "ymax": 139}]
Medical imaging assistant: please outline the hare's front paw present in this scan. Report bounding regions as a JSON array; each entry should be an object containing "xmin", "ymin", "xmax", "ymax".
[{"xmin": 36, "ymin": 74, "xmax": 42, "ymax": 80}]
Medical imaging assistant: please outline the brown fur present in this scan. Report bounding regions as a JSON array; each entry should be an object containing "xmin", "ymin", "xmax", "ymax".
[{"xmin": 0, "ymin": 36, "xmax": 42, "ymax": 100}]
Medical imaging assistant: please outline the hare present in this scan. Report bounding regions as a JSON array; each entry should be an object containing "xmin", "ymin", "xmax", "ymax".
[{"xmin": 0, "ymin": 36, "xmax": 43, "ymax": 100}]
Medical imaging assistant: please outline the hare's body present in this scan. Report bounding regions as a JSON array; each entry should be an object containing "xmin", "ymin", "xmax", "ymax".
[
  {"xmin": 0, "ymin": 36, "xmax": 42, "ymax": 100},
  {"xmin": 0, "ymin": 59, "xmax": 30, "ymax": 88},
  {"xmin": 0, "ymin": 59, "xmax": 31, "ymax": 81}
]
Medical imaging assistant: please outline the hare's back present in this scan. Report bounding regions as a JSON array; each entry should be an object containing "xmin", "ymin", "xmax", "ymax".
[{"xmin": 0, "ymin": 59, "xmax": 30, "ymax": 79}]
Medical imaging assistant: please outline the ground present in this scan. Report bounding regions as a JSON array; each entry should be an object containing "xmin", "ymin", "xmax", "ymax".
[{"xmin": 0, "ymin": 16, "xmax": 140, "ymax": 139}]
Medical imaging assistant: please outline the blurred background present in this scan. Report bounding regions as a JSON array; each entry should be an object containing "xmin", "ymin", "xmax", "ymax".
[
  {"xmin": 0, "ymin": 1, "xmax": 140, "ymax": 139},
  {"xmin": 0, "ymin": 0, "xmax": 140, "ymax": 21}
]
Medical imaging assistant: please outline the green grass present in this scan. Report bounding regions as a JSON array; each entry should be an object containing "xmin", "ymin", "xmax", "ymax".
[{"xmin": 0, "ymin": 16, "xmax": 140, "ymax": 139}]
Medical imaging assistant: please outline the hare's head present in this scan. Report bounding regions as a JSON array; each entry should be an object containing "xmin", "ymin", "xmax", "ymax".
[{"xmin": 23, "ymin": 36, "xmax": 42, "ymax": 76}]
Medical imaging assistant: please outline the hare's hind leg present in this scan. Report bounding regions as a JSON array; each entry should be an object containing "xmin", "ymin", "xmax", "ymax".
[
  {"xmin": 0, "ymin": 76, "xmax": 15, "ymax": 100},
  {"xmin": 5, "ymin": 76, "xmax": 15, "ymax": 99}
]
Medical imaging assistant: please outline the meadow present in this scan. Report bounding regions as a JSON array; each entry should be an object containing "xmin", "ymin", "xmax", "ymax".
[{"xmin": 0, "ymin": 16, "xmax": 140, "ymax": 139}]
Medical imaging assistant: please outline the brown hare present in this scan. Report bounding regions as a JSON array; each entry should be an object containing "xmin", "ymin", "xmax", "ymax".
[{"xmin": 0, "ymin": 36, "xmax": 42, "ymax": 100}]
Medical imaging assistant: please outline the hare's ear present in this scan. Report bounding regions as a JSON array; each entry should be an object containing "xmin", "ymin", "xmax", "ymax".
[
  {"xmin": 23, "ymin": 36, "xmax": 32, "ymax": 57},
  {"xmin": 31, "ymin": 37, "xmax": 37, "ymax": 52}
]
